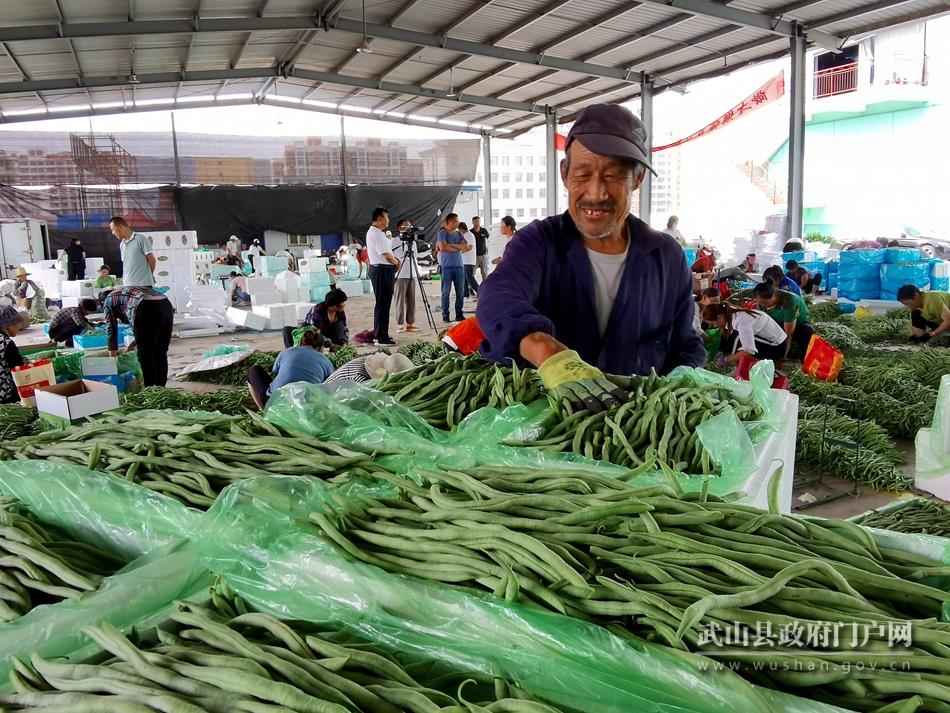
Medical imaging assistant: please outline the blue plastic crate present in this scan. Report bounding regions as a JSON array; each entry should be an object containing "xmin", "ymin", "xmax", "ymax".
[{"xmin": 73, "ymin": 332, "xmax": 109, "ymax": 349}]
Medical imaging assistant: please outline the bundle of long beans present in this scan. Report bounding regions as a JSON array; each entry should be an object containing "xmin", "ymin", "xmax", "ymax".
[
  {"xmin": 315, "ymin": 465, "xmax": 950, "ymax": 712},
  {"xmin": 854, "ymin": 499, "xmax": 950, "ymax": 537},
  {"xmin": 0, "ymin": 496, "xmax": 125, "ymax": 623},
  {"xmin": 121, "ymin": 387, "xmax": 253, "ymax": 414},
  {"xmin": 839, "ymin": 315, "xmax": 910, "ymax": 344},
  {"xmin": 0, "ymin": 404, "xmax": 39, "ymax": 441},
  {"xmin": 397, "ymin": 340, "xmax": 445, "ymax": 365},
  {"xmin": 518, "ymin": 371, "xmax": 763, "ymax": 474},
  {"xmin": 798, "ymin": 404, "xmax": 904, "ymax": 465},
  {"xmin": 837, "ymin": 362, "xmax": 937, "ymax": 408},
  {"xmin": 1, "ymin": 410, "xmax": 378, "ymax": 510},
  {"xmin": 373, "ymin": 353, "xmax": 544, "ymax": 430},
  {"xmin": 3, "ymin": 579, "xmax": 565, "ymax": 713}
]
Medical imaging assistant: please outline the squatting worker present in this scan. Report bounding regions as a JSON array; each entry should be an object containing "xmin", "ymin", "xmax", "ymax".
[
  {"xmin": 898, "ymin": 285, "xmax": 950, "ymax": 343},
  {"xmin": 752, "ymin": 281, "xmax": 814, "ymax": 358},
  {"xmin": 48, "ymin": 298, "xmax": 97, "ymax": 348},
  {"xmin": 109, "ymin": 216, "xmax": 155, "ymax": 288},
  {"xmin": 476, "ymin": 103, "xmax": 705, "ymax": 413},
  {"xmin": 366, "ymin": 206, "xmax": 398, "ymax": 346},
  {"xmin": 104, "ymin": 286, "xmax": 174, "ymax": 388}
]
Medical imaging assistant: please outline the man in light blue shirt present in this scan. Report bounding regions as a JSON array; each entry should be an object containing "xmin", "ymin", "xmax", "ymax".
[
  {"xmin": 110, "ymin": 216, "xmax": 155, "ymax": 287},
  {"xmin": 436, "ymin": 213, "xmax": 470, "ymax": 323}
]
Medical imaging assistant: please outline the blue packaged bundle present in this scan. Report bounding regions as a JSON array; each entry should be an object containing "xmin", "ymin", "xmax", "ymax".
[
  {"xmin": 884, "ymin": 247, "xmax": 921, "ymax": 263},
  {"xmin": 880, "ymin": 262, "xmax": 930, "ymax": 301}
]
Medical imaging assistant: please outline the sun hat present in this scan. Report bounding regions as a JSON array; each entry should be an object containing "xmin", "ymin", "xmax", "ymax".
[
  {"xmin": 14, "ymin": 268, "xmax": 28, "ymax": 278},
  {"xmin": 0, "ymin": 306, "xmax": 29, "ymax": 330},
  {"xmin": 364, "ymin": 353, "xmax": 389, "ymax": 379},
  {"xmin": 566, "ymin": 103, "xmax": 656, "ymax": 175}
]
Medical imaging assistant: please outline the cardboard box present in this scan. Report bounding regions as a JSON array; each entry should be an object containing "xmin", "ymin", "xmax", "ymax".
[
  {"xmin": 692, "ymin": 275, "xmax": 711, "ymax": 293},
  {"xmin": 35, "ymin": 379, "xmax": 120, "ymax": 426}
]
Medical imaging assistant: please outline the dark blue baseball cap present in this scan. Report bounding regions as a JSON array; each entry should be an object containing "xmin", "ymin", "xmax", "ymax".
[{"xmin": 566, "ymin": 103, "xmax": 656, "ymax": 175}]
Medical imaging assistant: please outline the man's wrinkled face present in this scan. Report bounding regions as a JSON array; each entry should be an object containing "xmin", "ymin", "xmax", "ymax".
[
  {"xmin": 444, "ymin": 217, "xmax": 459, "ymax": 232},
  {"xmin": 560, "ymin": 141, "xmax": 644, "ymax": 241},
  {"xmin": 109, "ymin": 222, "xmax": 131, "ymax": 240}
]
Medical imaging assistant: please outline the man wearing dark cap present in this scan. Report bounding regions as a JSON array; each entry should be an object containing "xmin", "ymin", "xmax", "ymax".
[{"xmin": 476, "ymin": 103, "xmax": 705, "ymax": 413}]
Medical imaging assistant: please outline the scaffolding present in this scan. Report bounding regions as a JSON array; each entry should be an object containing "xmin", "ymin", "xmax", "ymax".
[{"xmin": 69, "ymin": 133, "xmax": 139, "ymax": 226}]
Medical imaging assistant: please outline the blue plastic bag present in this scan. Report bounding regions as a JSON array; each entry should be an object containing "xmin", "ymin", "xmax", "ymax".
[
  {"xmin": 880, "ymin": 262, "xmax": 930, "ymax": 300},
  {"xmin": 934, "ymin": 276, "xmax": 950, "ymax": 291},
  {"xmin": 840, "ymin": 248, "xmax": 886, "ymax": 266},
  {"xmin": 885, "ymin": 247, "xmax": 921, "ymax": 263}
]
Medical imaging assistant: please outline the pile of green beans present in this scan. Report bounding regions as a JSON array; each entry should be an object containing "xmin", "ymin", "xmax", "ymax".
[
  {"xmin": 854, "ymin": 499, "xmax": 950, "ymax": 537},
  {"xmin": 329, "ymin": 346, "xmax": 359, "ymax": 369},
  {"xmin": 0, "ymin": 404, "xmax": 39, "ymax": 441},
  {"xmin": 788, "ymin": 366, "xmax": 933, "ymax": 440},
  {"xmin": 808, "ymin": 301, "xmax": 844, "ymax": 322},
  {"xmin": 838, "ymin": 315, "xmax": 910, "ymax": 344},
  {"xmin": 814, "ymin": 321, "xmax": 866, "ymax": 354},
  {"xmin": 837, "ymin": 362, "xmax": 937, "ymax": 409},
  {"xmin": 3, "ymin": 579, "xmax": 565, "ymax": 713},
  {"xmin": 397, "ymin": 340, "xmax": 446, "ymax": 365},
  {"xmin": 796, "ymin": 419, "xmax": 912, "ymax": 491},
  {"xmin": 518, "ymin": 371, "xmax": 763, "ymax": 474},
  {"xmin": 121, "ymin": 387, "xmax": 254, "ymax": 414},
  {"xmin": 0, "ymin": 496, "xmax": 125, "ymax": 623},
  {"xmin": 1, "ymin": 410, "xmax": 378, "ymax": 510},
  {"xmin": 798, "ymin": 404, "xmax": 904, "ymax": 465},
  {"xmin": 374, "ymin": 353, "xmax": 543, "ymax": 430},
  {"xmin": 315, "ymin": 465, "xmax": 950, "ymax": 712}
]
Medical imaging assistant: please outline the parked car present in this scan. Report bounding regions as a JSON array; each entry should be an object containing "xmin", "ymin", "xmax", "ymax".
[{"xmin": 841, "ymin": 226, "xmax": 950, "ymax": 259}]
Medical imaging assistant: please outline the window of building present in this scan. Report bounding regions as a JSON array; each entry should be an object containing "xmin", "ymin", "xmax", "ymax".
[
  {"xmin": 502, "ymin": 173, "xmax": 510, "ymax": 182},
  {"xmin": 491, "ymin": 156, "xmax": 498, "ymax": 165},
  {"xmin": 490, "ymin": 172, "xmax": 498, "ymax": 182},
  {"xmin": 492, "ymin": 210, "xmax": 500, "ymax": 220},
  {"xmin": 491, "ymin": 189, "xmax": 498, "ymax": 199},
  {"xmin": 526, "ymin": 156, "xmax": 533, "ymax": 166},
  {"xmin": 526, "ymin": 173, "xmax": 533, "ymax": 182},
  {"xmin": 515, "ymin": 189, "xmax": 523, "ymax": 199},
  {"xmin": 540, "ymin": 188, "xmax": 546, "ymax": 199},
  {"xmin": 502, "ymin": 189, "xmax": 510, "ymax": 199},
  {"xmin": 539, "ymin": 172, "xmax": 546, "ymax": 183},
  {"xmin": 501, "ymin": 156, "xmax": 510, "ymax": 166},
  {"xmin": 515, "ymin": 156, "xmax": 523, "ymax": 166},
  {"xmin": 527, "ymin": 189, "xmax": 534, "ymax": 199},
  {"xmin": 538, "ymin": 155, "xmax": 545, "ymax": 166},
  {"xmin": 505, "ymin": 208, "xmax": 513, "ymax": 217},
  {"xmin": 517, "ymin": 208, "xmax": 525, "ymax": 218},
  {"xmin": 288, "ymin": 234, "xmax": 310, "ymax": 246},
  {"xmin": 515, "ymin": 173, "xmax": 523, "ymax": 182}
]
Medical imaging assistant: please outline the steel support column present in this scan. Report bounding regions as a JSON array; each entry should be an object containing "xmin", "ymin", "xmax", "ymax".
[
  {"xmin": 170, "ymin": 111, "xmax": 182, "ymax": 185},
  {"xmin": 545, "ymin": 108, "xmax": 558, "ymax": 217},
  {"xmin": 786, "ymin": 26, "xmax": 806, "ymax": 242},
  {"xmin": 638, "ymin": 74, "xmax": 654, "ymax": 225},
  {"xmin": 482, "ymin": 131, "xmax": 493, "ymax": 227}
]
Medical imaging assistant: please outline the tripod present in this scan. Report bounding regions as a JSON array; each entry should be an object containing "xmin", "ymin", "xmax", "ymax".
[{"xmin": 397, "ymin": 238, "xmax": 437, "ymax": 332}]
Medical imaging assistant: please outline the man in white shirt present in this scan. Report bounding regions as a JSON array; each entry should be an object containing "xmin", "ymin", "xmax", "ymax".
[
  {"xmin": 459, "ymin": 221, "xmax": 479, "ymax": 300},
  {"xmin": 366, "ymin": 206, "xmax": 399, "ymax": 345},
  {"xmin": 109, "ymin": 216, "xmax": 155, "ymax": 287},
  {"xmin": 247, "ymin": 239, "xmax": 264, "ymax": 274}
]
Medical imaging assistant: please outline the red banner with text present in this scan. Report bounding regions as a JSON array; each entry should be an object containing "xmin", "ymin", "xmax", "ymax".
[{"xmin": 653, "ymin": 71, "xmax": 785, "ymax": 152}]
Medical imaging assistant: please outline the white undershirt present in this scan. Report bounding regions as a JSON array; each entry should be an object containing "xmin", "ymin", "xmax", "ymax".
[
  {"xmin": 586, "ymin": 244, "xmax": 629, "ymax": 337},
  {"xmin": 733, "ymin": 310, "xmax": 788, "ymax": 354}
]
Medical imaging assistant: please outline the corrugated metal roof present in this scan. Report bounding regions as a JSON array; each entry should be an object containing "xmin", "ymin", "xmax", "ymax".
[{"xmin": 0, "ymin": 0, "xmax": 944, "ymax": 133}]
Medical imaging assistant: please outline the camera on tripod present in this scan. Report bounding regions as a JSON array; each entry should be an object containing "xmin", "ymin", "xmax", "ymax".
[{"xmin": 399, "ymin": 226, "xmax": 425, "ymax": 243}]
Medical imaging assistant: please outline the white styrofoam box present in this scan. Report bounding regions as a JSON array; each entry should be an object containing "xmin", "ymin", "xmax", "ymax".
[
  {"xmin": 933, "ymin": 262, "xmax": 950, "ymax": 278},
  {"xmin": 178, "ymin": 328, "xmax": 223, "ymax": 339},
  {"xmin": 297, "ymin": 258, "xmax": 329, "ymax": 274},
  {"xmin": 61, "ymin": 280, "xmax": 95, "ymax": 297},
  {"xmin": 303, "ymin": 249, "xmax": 322, "ymax": 260},
  {"xmin": 61, "ymin": 296, "xmax": 79, "ymax": 308},
  {"xmin": 226, "ymin": 307, "xmax": 267, "ymax": 330},
  {"xmin": 142, "ymin": 231, "xmax": 199, "ymax": 251},
  {"xmin": 275, "ymin": 270, "xmax": 300, "ymax": 294},
  {"xmin": 336, "ymin": 281, "xmax": 364, "ymax": 298},
  {"xmin": 251, "ymin": 292, "xmax": 281, "ymax": 307},
  {"xmin": 294, "ymin": 303, "xmax": 313, "ymax": 321},
  {"xmin": 85, "ymin": 257, "xmax": 104, "ymax": 275},
  {"xmin": 245, "ymin": 277, "xmax": 276, "ymax": 295},
  {"xmin": 252, "ymin": 305, "xmax": 285, "ymax": 329},
  {"xmin": 153, "ymin": 249, "xmax": 193, "ymax": 267}
]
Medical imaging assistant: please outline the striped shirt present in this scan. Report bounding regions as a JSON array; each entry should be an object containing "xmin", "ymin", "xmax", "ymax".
[
  {"xmin": 324, "ymin": 356, "xmax": 371, "ymax": 383},
  {"xmin": 103, "ymin": 286, "xmax": 167, "ymax": 351}
]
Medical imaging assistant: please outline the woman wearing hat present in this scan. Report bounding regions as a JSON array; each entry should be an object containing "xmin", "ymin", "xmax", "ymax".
[
  {"xmin": 13, "ymin": 268, "xmax": 36, "ymax": 309},
  {"xmin": 0, "ymin": 306, "xmax": 29, "ymax": 404}
]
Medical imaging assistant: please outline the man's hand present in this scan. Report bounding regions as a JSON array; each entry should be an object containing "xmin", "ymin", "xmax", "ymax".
[{"xmin": 538, "ymin": 350, "xmax": 627, "ymax": 414}]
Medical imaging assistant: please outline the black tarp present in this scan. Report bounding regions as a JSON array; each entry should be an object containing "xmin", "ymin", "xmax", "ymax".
[
  {"xmin": 345, "ymin": 185, "xmax": 460, "ymax": 245},
  {"xmin": 174, "ymin": 184, "xmax": 460, "ymax": 246},
  {"xmin": 174, "ymin": 185, "xmax": 346, "ymax": 244}
]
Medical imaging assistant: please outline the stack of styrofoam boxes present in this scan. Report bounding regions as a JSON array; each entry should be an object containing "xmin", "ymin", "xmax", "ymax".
[
  {"xmin": 297, "ymin": 256, "xmax": 332, "ymax": 303},
  {"xmin": 60, "ymin": 278, "xmax": 95, "ymax": 308},
  {"xmin": 184, "ymin": 285, "xmax": 228, "ymax": 315},
  {"xmin": 245, "ymin": 277, "xmax": 279, "ymax": 307},
  {"xmin": 251, "ymin": 304, "xmax": 295, "ymax": 331},
  {"xmin": 258, "ymin": 256, "xmax": 290, "ymax": 278},
  {"xmin": 336, "ymin": 280, "xmax": 364, "ymax": 299},
  {"xmin": 22, "ymin": 260, "xmax": 62, "ymax": 300},
  {"xmin": 275, "ymin": 271, "xmax": 309, "ymax": 304},
  {"xmin": 193, "ymin": 249, "xmax": 215, "ymax": 284},
  {"xmin": 143, "ymin": 231, "xmax": 199, "ymax": 310}
]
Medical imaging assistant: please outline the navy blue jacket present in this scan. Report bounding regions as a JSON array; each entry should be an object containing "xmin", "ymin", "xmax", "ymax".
[{"xmin": 476, "ymin": 212, "xmax": 706, "ymax": 376}]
